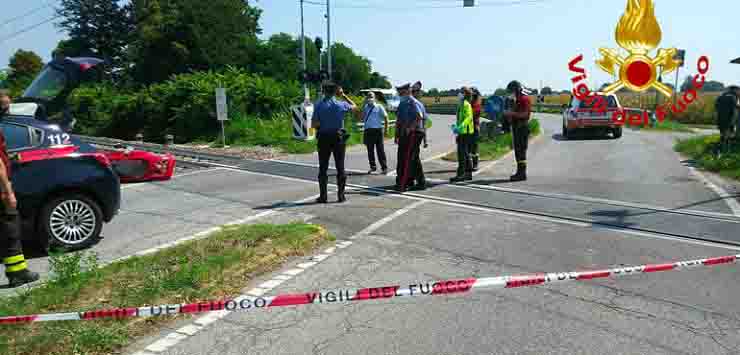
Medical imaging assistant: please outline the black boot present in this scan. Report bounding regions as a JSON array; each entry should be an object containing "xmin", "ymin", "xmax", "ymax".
[
  {"xmin": 7, "ymin": 269, "xmax": 40, "ymax": 288},
  {"xmin": 510, "ymin": 163, "xmax": 527, "ymax": 182},
  {"xmin": 472, "ymin": 155, "xmax": 479, "ymax": 171},
  {"xmin": 317, "ymin": 176, "xmax": 328, "ymax": 203},
  {"xmin": 337, "ymin": 176, "xmax": 347, "ymax": 203}
]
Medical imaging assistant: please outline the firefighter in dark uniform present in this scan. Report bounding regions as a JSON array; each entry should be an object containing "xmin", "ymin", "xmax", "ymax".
[
  {"xmin": 0, "ymin": 91, "xmax": 40, "ymax": 287},
  {"xmin": 503, "ymin": 81, "xmax": 531, "ymax": 182},
  {"xmin": 715, "ymin": 86, "xmax": 740, "ymax": 153},
  {"xmin": 311, "ymin": 81, "xmax": 357, "ymax": 203}
]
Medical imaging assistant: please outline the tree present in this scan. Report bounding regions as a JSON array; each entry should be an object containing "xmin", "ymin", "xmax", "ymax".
[
  {"xmin": 494, "ymin": 88, "xmax": 508, "ymax": 96},
  {"xmin": 330, "ymin": 43, "xmax": 371, "ymax": 92},
  {"xmin": 530, "ymin": 88, "xmax": 539, "ymax": 95},
  {"xmin": 680, "ymin": 75, "xmax": 724, "ymax": 92},
  {"xmin": 6, "ymin": 49, "xmax": 44, "ymax": 96},
  {"xmin": 541, "ymin": 86, "xmax": 553, "ymax": 95},
  {"xmin": 128, "ymin": 0, "xmax": 263, "ymax": 85},
  {"xmin": 56, "ymin": 0, "xmax": 135, "ymax": 73},
  {"xmin": 367, "ymin": 72, "xmax": 391, "ymax": 89},
  {"xmin": 427, "ymin": 88, "xmax": 440, "ymax": 96},
  {"xmin": 0, "ymin": 70, "xmax": 8, "ymax": 89}
]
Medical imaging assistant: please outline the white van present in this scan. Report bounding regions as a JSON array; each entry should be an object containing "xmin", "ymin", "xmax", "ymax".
[{"xmin": 359, "ymin": 88, "xmax": 401, "ymax": 112}]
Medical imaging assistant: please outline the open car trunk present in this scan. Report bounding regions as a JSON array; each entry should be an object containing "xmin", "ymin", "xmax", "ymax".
[{"xmin": 9, "ymin": 57, "xmax": 176, "ymax": 183}]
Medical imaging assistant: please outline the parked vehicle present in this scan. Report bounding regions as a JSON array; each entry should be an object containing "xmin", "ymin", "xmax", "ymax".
[
  {"xmin": 360, "ymin": 88, "xmax": 401, "ymax": 112},
  {"xmin": 3, "ymin": 57, "xmax": 174, "ymax": 250},
  {"xmin": 562, "ymin": 92, "xmax": 623, "ymax": 139}
]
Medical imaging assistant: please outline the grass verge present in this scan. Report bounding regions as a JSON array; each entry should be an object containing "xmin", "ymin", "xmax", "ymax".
[
  {"xmin": 0, "ymin": 223, "xmax": 333, "ymax": 355},
  {"xmin": 675, "ymin": 134, "xmax": 740, "ymax": 181},
  {"xmin": 442, "ymin": 119, "xmax": 541, "ymax": 162},
  {"xmin": 625, "ymin": 118, "xmax": 693, "ymax": 132},
  {"xmin": 218, "ymin": 113, "xmax": 399, "ymax": 154}
]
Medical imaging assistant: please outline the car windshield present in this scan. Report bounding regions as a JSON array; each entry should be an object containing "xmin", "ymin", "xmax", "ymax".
[
  {"xmin": 22, "ymin": 65, "xmax": 67, "ymax": 100},
  {"xmin": 385, "ymin": 94, "xmax": 398, "ymax": 101}
]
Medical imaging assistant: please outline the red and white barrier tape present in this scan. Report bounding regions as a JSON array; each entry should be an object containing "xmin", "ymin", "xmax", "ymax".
[{"xmin": 1, "ymin": 254, "xmax": 737, "ymax": 325}]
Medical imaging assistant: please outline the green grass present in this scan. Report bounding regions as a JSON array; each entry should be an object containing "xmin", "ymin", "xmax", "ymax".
[
  {"xmin": 675, "ymin": 134, "xmax": 740, "ymax": 181},
  {"xmin": 625, "ymin": 118, "xmax": 693, "ymax": 132},
  {"xmin": 0, "ymin": 223, "xmax": 333, "ymax": 355},
  {"xmin": 217, "ymin": 112, "xmax": 399, "ymax": 154},
  {"xmin": 443, "ymin": 119, "xmax": 541, "ymax": 162}
]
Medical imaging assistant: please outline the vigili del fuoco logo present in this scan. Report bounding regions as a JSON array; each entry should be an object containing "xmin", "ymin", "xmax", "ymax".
[{"xmin": 567, "ymin": 0, "xmax": 709, "ymax": 126}]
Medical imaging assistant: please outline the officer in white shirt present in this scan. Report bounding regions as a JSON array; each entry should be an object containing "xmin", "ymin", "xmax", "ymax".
[{"xmin": 357, "ymin": 91, "xmax": 389, "ymax": 174}]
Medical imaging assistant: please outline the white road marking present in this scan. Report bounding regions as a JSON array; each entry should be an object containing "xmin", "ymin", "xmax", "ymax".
[
  {"xmin": 435, "ymin": 179, "xmax": 740, "ymax": 221},
  {"xmin": 205, "ymin": 165, "xmax": 740, "ymax": 251},
  {"xmin": 686, "ymin": 165, "xmax": 740, "ymax": 216},
  {"xmin": 351, "ymin": 200, "xmax": 427, "ymax": 239},
  {"xmin": 121, "ymin": 168, "xmax": 224, "ymax": 190},
  {"xmin": 265, "ymin": 159, "xmax": 368, "ymax": 174},
  {"xmin": 387, "ymin": 149, "xmax": 456, "ymax": 177}
]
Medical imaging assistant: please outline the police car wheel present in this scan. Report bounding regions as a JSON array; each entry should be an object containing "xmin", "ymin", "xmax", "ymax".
[
  {"xmin": 40, "ymin": 194, "xmax": 103, "ymax": 251},
  {"xmin": 613, "ymin": 127, "xmax": 623, "ymax": 139},
  {"xmin": 562, "ymin": 124, "xmax": 570, "ymax": 139}
]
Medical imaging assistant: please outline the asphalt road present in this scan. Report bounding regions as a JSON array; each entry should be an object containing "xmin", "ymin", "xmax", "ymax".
[
  {"xmin": 4, "ymin": 113, "xmax": 740, "ymax": 354},
  {"xmin": 129, "ymin": 114, "xmax": 739, "ymax": 355}
]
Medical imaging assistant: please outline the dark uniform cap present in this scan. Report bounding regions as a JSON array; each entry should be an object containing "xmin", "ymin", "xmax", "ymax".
[
  {"xmin": 396, "ymin": 83, "xmax": 411, "ymax": 91},
  {"xmin": 507, "ymin": 81, "xmax": 522, "ymax": 92}
]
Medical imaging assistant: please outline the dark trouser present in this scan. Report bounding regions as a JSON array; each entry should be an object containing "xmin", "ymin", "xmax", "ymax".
[
  {"xmin": 317, "ymin": 132, "xmax": 347, "ymax": 195},
  {"xmin": 363, "ymin": 128, "xmax": 387, "ymax": 170},
  {"xmin": 471, "ymin": 128, "xmax": 480, "ymax": 169},
  {"xmin": 396, "ymin": 131, "xmax": 426, "ymax": 188},
  {"xmin": 1, "ymin": 206, "xmax": 27, "ymax": 275},
  {"xmin": 456, "ymin": 134, "xmax": 474, "ymax": 176},
  {"xmin": 512, "ymin": 120, "xmax": 530, "ymax": 165}
]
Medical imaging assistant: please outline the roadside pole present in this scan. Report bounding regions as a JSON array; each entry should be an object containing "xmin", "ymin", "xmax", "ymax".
[
  {"xmin": 326, "ymin": 0, "xmax": 332, "ymax": 79},
  {"xmin": 216, "ymin": 87, "xmax": 228, "ymax": 147},
  {"xmin": 300, "ymin": 0, "xmax": 309, "ymax": 102}
]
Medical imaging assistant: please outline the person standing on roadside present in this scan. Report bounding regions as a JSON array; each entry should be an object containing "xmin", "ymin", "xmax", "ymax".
[
  {"xmin": 395, "ymin": 83, "xmax": 426, "ymax": 192},
  {"xmin": 470, "ymin": 87, "xmax": 483, "ymax": 171},
  {"xmin": 0, "ymin": 91, "xmax": 40, "ymax": 287},
  {"xmin": 311, "ymin": 81, "xmax": 357, "ymax": 203},
  {"xmin": 450, "ymin": 87, "xmax": 475, "ymax": 182},
  {"xmin": 357, "ymin": 91, "xmax": 389, "ymax": 175},
  {"xmin": 503, "ymin": 80, "xmax": 531, "ymax": 182},
  {"xmin": 411, "ymin": 82, "xmax": 429, "ymax": 149},
  {"xmin": 715, "ymin": 86, "xmax": 740, "ymax": 152}
]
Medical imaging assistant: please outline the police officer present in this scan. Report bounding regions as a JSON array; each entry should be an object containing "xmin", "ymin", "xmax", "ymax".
[
  {"xmin": 411, "ymin": 81, "xmax": 429, "ymax": 149},
  {"xmin": 450, "ymin": 87, "xmax": 475, "ymax": 182},
  {"xmin": 395, "ymin": 83, "xmax": 426, "ymax": 192},
  {"xmin": 503, "ymin": 80, "xmax": 531, "ymax": 182},
  {"xmin": 311, "ymin": 81, "xmax": 357, "ymax": 203},
  {"xmin": 715, "ymin": 86, "xmax": 740, "ymax": 152},
  {"xmin": 0, "ymin": 90, "xmax": 40, "ymax": 287}
]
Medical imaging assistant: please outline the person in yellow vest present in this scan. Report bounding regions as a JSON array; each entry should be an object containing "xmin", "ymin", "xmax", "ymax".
[{"xmin": 450, "ymin": 87, "xmax": 475, "ymax": 182}]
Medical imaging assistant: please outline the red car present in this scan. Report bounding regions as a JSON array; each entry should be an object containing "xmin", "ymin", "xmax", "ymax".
[{"xmin": 10, "ymin": 57, "xmax": 176, "ymax": 183}]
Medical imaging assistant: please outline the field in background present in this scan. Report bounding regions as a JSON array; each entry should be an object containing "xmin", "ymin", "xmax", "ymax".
[{"xmin": 421, "ymin": 91, "xmax": 721, "ymax": 125}]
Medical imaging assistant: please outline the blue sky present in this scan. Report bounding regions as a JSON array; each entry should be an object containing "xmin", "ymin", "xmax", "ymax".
[{"xmin": 2, "ymin": 0, "xmax": 739, "ymax": 94}]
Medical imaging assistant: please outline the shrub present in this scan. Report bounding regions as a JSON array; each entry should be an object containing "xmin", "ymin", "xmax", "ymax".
[{"xmin": 68, "ymin": 67, "xmax": 303, "ymax": 142}]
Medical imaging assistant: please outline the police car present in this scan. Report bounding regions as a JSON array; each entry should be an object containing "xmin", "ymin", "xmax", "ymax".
[{"xmin": 4, "ymin": 57, "xmax": 173, "ymax": 250}]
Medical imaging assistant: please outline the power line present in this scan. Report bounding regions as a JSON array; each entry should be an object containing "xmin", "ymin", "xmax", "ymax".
[
  {"xmin": 304, "ymin": 0, "xmax": 553, "ymax": 10},
  {"xmin": 0, "ymin": 2, "xmax": 55, "ymax": 28},
  {"xmin": 0, "ymin": 15, "xmax": 61, "ymax": 44}
]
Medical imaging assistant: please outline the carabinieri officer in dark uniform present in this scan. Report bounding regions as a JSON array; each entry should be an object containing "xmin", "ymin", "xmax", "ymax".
[{"xmin": 311, "ymin": 81, "xmax": 357, "ymax": 203}]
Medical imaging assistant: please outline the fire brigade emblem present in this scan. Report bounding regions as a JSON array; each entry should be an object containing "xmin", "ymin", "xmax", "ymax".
[{"xmin": 597, "ymin": 0, "xmax": 682, "ymax": 97}]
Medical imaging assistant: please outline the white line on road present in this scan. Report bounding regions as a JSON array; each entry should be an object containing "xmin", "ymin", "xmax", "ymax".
[
  {"xmin": 686, "ymin": 165, "xmax": 740, "ymax": 216},
  {"xmin": 265, "ymin": 159, "xmax": 368, "ymax": 174},
  {"xmin": 121, "ymin": 168, "xmax": 225, "ymax": 190},
  {"xmin": 187, "ymin": 161, "xmax": 740, "ymax": 251},
  {"xmin": 351, "ymin": 200, "xmax": 427, "ymax": 239}
]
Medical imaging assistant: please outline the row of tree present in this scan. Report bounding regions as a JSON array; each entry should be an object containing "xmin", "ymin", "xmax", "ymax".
[{"xmin": 1, "ymin": 0, "xmax": 390, "ymax": 94}]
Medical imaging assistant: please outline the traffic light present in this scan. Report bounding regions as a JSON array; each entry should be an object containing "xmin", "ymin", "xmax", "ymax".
[{"xmin": 464, "ymin": 0, "xmax": 475, "ymax": 7}]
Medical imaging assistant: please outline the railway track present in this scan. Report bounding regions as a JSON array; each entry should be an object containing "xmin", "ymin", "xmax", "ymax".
[{"xmin": 76, "ymin": 135, "xmax": 740, "ymax": 248}]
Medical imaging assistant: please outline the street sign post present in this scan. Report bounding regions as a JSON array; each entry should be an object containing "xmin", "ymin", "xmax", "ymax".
[
  {"xmin": 292, "ymin": 102, "xmax": 315, "ymax": 141},
  {"xmin": 216, "ymin": 87, "xmax": 228, "ymax": 147}
]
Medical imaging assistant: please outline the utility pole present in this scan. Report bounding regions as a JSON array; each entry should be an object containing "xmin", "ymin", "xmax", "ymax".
[
  {"xmin": 300, "ymin": 0, "xmax": 309, "ymax": 102},
  {"xmin": 326, "ymin": 0, "xmax": 332, "ymax": 80}
]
